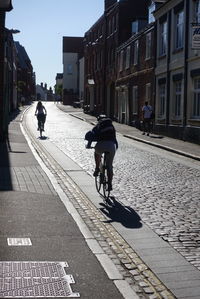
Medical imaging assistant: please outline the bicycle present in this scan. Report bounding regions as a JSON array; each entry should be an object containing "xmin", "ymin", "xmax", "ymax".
[
  {"xmin": 36, "ymin": 114, "xmax": 46, "ymax": 138},
  {"xmin": 86, "ymin": 142, "xmax": 111, "ymax": 203},
  {"xmin": 95, "ymin": 151, "xmax": 111, "ymax": 202}
]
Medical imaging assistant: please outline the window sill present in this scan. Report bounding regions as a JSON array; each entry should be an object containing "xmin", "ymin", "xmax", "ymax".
[{"xmin": 188, "ymin": 118, "xmax": 200, "ymax": 122}]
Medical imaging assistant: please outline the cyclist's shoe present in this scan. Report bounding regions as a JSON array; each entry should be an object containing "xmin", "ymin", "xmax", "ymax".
[
  {"xmin": 107, "ymin": 183, "xmax": 113, "ymax": 191},
  {"xmin": 93, "ymin": 168, "xmax": 100, "ymax": 177}
]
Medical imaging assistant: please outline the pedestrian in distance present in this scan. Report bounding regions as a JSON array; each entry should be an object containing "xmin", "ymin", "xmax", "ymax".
[
  {"xmin": 85, "ymin": 114, "xmax": 118, "ymax": 191},
  {"xmin": 35, "ymin": 101, "xmax": 47, "ymax": 131},
  {"xmin": 142, "ymin": 101, "xmax": 153, "ymax": 136}
]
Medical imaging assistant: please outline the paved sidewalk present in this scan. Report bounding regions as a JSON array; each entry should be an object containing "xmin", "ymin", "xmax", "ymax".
[
  {"xmin": 57, "ymin": 104, "xmax": 200, "ymax": 162},
  {"xmin": 0, "ymin": 107, "xmax": 126, "ymax": 299}
]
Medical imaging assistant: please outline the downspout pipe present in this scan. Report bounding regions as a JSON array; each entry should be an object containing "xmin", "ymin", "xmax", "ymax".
[
  {"xmin": 166, "ymin": 11, "xmax": 171, "ymax": 127},
  {"xmin": 183, "ymin": 0, "xmax": 189, "ymax": 130},
  {"xmin": 0, "ymin": 12, "xmax": 6, "ymax": 142}
]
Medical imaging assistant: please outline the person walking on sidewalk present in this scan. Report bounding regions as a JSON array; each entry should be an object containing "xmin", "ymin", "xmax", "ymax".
[
  {"xmin": 35, "ymin": 101, "xmax": 47, "ymax": 131},
  {"xmin": 85, "ymin": 114, "xmax": 118, "ymax": 191},
  {"xmin": 142, "ymin": 101, "xmax": 153, "ymax": 136}
]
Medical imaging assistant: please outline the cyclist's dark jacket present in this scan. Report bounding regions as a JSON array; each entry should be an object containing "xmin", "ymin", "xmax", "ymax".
[{"xmin": 92, "ymin": 118, "xmax": 118, "ymax": 148}]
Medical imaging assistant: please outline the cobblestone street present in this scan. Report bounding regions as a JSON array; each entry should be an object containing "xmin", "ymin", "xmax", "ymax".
[{"xmin": 33, "ymin": 102, "xmax": 200, "ymax": 272}]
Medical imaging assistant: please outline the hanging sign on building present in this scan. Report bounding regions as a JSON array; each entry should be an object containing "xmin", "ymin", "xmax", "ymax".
[{"xmin": 192, "ymin": 24, "xmax": 200, "ymax": 49}]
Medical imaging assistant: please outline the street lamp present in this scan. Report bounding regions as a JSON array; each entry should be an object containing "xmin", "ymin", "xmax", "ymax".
[{"xmin": 0, "ymin": 0, "xmax": 13, "ymax": 141}]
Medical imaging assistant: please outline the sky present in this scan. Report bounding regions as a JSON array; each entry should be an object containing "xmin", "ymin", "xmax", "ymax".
[{"xmin": 6, "ymin": 0, "xmax": 104, "ymax": 89}]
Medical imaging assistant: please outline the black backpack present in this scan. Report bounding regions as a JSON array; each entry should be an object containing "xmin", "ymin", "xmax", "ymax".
[{"xmin": 95, "ymin": 118, "xmax": 115, "ymax": 141}]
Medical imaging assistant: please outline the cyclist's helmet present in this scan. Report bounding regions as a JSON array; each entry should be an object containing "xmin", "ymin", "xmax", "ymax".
[{"xmin": 97, "ymin": 114, "xmax": 107, "ymax": 121}]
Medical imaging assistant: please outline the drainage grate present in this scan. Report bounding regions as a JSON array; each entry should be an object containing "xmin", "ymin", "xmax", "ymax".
[
  {"xmin": 0, "ymin": 262, "xmax": 80, "ymax": 298},
  {"xmin": 7, "ymin": 238, "xmax": 32, "ymax": 246}
]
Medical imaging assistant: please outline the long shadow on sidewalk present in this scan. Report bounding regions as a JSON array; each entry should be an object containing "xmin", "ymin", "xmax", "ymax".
[
  {"xmin": 0, "ymin": 108, "xmax": 24, "ymax": 191},
  {"xmin": 100, "ymin": 198, "xmax": 142, "ymax": 229},
  {"xmin": 0, "ymin": 138, "xmax": 12, "ymax": 191}
]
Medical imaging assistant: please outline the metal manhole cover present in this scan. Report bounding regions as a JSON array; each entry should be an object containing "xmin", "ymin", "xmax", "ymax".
[
  {"xmin": 7, "ymin": 238, "xmax": 32, "ymax": 246},
  {"xmin": 0, "ymin": 261, "xmax": 80, "ymax": 298}
]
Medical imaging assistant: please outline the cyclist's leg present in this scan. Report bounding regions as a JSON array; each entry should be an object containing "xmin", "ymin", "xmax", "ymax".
[
  {"xmin": 41, "ymin": 114, "xmax": 45, "ymax": 131},
  {"xmin": 93, "ymin": 152, "xmax": 101, "ymax": 176},
  {"xmin": 93, "ymin": 142, "xmax": 103, "ymax": 176},
  {"xmin": 105, "ymin": 142, "xmax": 116, "ymax": 191},
  {"xmin": 37, "ymin": 115, "xmax": 43, "ymax": 130}
]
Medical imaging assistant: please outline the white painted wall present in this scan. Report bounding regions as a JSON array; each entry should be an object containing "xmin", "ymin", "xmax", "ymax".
[
  {"xmin": 63, "ymin": 52, "xmax": 78, "ymax": 92},
  {"xmin": 79, "ymin": 57, "xmax": 84, "ymax": 100}
]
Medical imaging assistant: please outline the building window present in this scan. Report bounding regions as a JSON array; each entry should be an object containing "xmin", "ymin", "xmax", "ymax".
[
  {"xmin": 159, "ymin": 21, "xmax": 167, "ymax": 56},
  {"xmin": 195, "ymin": 0, "xmax": 200, "ymax": 23},
  {"xmin": 146, "ymin": 83, "xmax": 151, "ymax": 102},
  {"xmin": 119, "ymin": 50, "xmax": 124, "ymax": 72},
  {"xmin": 133, "ymin": 40, "xmax": 139, "ymax": 65},
  {"xmin": 146, "ymin": 32, "xmax": 152, "ymax": 59},
  {"xmin": 159, "ymin": 83, "xmax": 166, "ymax": 117},
  {"xmin": 125, "ymin": 46, "xmax": 131, "ymax": 69},
  {"xmin": 67, "ymin": 64, "xmax": 73, "ymax": 74},
  {"xmin": 174, "ymin": 81, "xmax": 182, "ymax": 117},
  {"xmin": 193, "ymin": 77, "xmax": 200, "ymax": 118},
  {"xmin": 175, "ymin": 10, "xmax": 184, "ymax": 50},
  {"xmin": 132, "ymin": 86, "xmax": 138, "ymax": 114}
]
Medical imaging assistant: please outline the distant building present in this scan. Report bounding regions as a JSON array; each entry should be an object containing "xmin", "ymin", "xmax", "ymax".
[
  {"xmin": 62, "ymin": 36, "xmax": 83, "ymax": 105},
  {"xmin": 36, "ymin": 83, "xmax": 47, "ymax": 101},
  {"xmin": 15, "ymin": 41, "xmax": 35, "ymax": 104},
  {"xmin": 55, "ymin": 73, "xmax": 63, "ymax": 86}
]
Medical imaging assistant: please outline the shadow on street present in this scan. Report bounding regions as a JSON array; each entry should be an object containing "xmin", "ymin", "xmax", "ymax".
[{"xmin": 99, "ymin": 197, "xmax": 142, "ymax": 229}]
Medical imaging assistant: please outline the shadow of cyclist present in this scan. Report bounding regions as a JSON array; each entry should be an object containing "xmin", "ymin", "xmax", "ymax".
[{"xmin": 99, "ymin": 197, "xmax": 142, "ymax": 229}]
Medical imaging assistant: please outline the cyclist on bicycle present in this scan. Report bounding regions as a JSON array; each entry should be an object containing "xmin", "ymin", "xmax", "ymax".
[
  {"xmin": 35, "ymin": 101, "xmax": 47, "ymax": 131},
  {"xmin": 85, "ymin": 114, "xmax": 118, "ymax": 191}
]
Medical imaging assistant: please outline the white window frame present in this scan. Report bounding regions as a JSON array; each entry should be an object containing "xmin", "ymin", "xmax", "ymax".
[
  {"xmin": 174, "ymin": 81, "xmax": 182, "ymax": 117},
  {"xmin": 175, "ymin": 10, "xmax": 184, "ymax": 50},
  {"xmin": 146, "ymin": 83, "xmax": 151, "ymax": 102},
  {"xmin": 159, "ymin": 21, "xmax": 167, "ymax": 56},
  {"xmin": 158, "ymin": 83, "xmax": 166, "ymax": 117},
  {"xmin": 132, "ymin": 86, "xmax": 138, "ymax": 114},
  {"xmin": 193, "ymin": 77, "xmax": 200, "ymax": 118},
  {"xmin": 133, "ymin": 40, "xmax": 139, "ymax": 65},
  {"xmin": 67, "ymin": 64, "xmax": 73, "ymax": 74},
  {"xmin": 125, "ymin": 46, "xmax": 131, "ymax": 69},
  {"xmin": 145, "ymin": 32, "xmax": 152, "ymax": 60}
]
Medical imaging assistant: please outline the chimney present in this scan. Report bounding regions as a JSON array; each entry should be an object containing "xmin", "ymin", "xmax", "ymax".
[{"xmin": 104, "ymin": 0, "xmax": 117, "ymax": 11}]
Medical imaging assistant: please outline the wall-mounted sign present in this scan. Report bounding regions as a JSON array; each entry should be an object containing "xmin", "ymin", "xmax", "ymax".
[{"xmin": 192, "ymin": 24, "xmax": 200, "ymax": 49}]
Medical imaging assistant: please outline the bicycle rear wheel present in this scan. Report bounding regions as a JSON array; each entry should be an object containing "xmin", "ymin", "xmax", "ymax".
[
  {"xmin": 102, "ymin": 170, "xmax": 110, "ymax": 199},
  {"xmin": 95, "ymin": 172, "xmax": 102, "ymax": 193}
]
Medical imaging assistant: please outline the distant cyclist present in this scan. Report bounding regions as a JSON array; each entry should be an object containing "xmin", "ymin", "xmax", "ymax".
[
  {"xmin": 85, "ymin": 114, "xmax": 118, "ymax": 191},
  {"xmin": 35, "ymin": 101, "xmax": 47, "ymax": 131}
]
